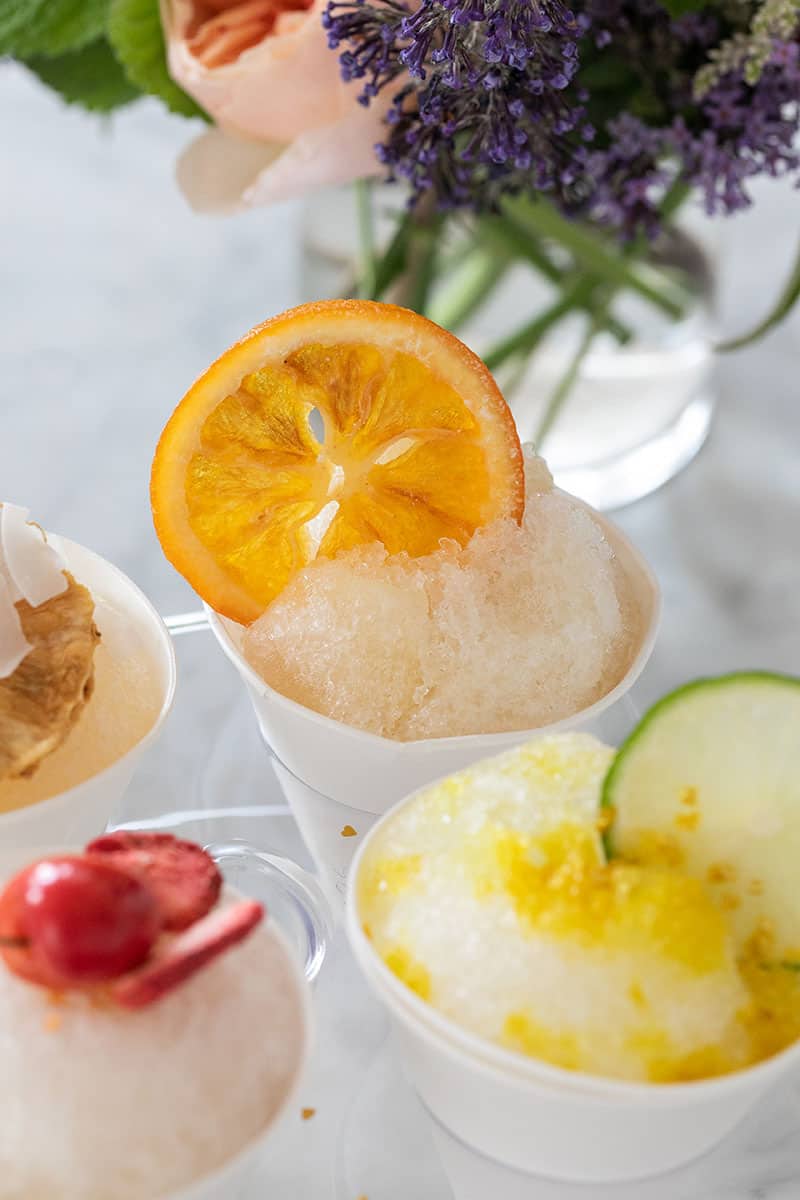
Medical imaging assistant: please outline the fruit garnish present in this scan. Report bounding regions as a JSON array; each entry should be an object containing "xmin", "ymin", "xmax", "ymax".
[
  {"xmin": 150, "ymin": 299, "xmax": 524, "ymax": 624},
  {"xmin": 602, "ymin": 671, "xmax": 800, "ymax": 955},
  {"xmin": 0, "ymin": 856, "xmax": 161, "ymax": 989},
  {"xmin": 86, "ymin": 831, "xmax": 223, "ymax": 932},
  {"xmin": 0, "ymin": 501, "xmax": 69, "ymax": 680},
  {"xmin": 0, "ymin": 835, "xmax": 266, "ymax": 1006},
  {"xmin": 0, "ymin": 572, "xmax": 100, "ymax": 782},
  {"xmin": 111, "ymin": 899, "xmax": 264, "ymax": 1009}
]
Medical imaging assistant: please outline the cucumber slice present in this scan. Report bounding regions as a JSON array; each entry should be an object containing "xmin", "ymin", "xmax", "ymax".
[{"xmin": 603, "ymin": 672, "xmax": 800, "ymax": 957}]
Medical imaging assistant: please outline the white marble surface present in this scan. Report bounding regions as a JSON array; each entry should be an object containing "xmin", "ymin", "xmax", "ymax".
[{"xmin": 2, "ymin": 59, "xmax": 800, "ymax": 1199}]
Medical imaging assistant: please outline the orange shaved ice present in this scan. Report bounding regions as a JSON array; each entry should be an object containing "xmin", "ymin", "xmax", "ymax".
[{"xmin": 244, "ymin": 453, "xmax": 639, "ymax": 740}]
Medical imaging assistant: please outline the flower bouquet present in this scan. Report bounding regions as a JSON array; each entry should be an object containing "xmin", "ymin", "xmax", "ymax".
[{"xmin": 5, "ymin": 0, "xmax": 798, "ymax": 503}]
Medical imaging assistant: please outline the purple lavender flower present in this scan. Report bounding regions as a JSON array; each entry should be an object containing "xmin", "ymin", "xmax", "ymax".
[
  {"xmin": 560, "ymin": 0, "xmax": 800, "ymax": 233},
  {"xmin": 325, "ymin": 0, "xmax": 593, "ymax": 208},
  {"xmin": 324, "ymin": 0, "xmax": 800, "ymax": 235},
  {"xmin": 585, "ymin": 53, "xmax": 800, "ymax": 231}
]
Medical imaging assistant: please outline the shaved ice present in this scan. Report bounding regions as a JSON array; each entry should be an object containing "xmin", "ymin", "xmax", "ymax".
[
  {"xmin": 244, "ymin": 453, "xmax": 640, "ymax": 739},
  {"xmin": 357, "ymin": 736, "xmax": 800, "ymax": 1083},
  {"xmin": 0, "ymin": 875, "xmax": 307, "ymax": 1200}
]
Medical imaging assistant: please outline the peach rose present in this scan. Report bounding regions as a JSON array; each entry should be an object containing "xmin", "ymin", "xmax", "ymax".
[{"xmin": 162, "ymin": 0, "xmax": 389, "ymax": 211}]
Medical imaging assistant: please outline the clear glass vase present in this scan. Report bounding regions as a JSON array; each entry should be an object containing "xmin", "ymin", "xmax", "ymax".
[{"xmin": 300, "ymin": 186, "xmax": 717, "ymax": 511}]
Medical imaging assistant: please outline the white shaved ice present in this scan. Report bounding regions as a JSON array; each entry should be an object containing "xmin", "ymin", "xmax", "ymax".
[
  {"xmin": 0, "ymin": 890, "xmax": 306, "ymax": 1200},
  {"xmin": 357, "ymin": 736, "xmax": 752, "ymax": 1083},
  {"xmin": 244, "ymin": 453, "xmax": 640, "ymax": 739}
]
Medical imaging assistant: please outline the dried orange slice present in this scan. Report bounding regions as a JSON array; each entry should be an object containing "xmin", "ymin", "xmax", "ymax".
[{"xmin": 151, "ymin": 300, "xmax": 524, "ymax": 624}]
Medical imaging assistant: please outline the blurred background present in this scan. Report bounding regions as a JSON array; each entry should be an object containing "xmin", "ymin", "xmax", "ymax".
[{"xmin": 1, "ymin": 60, "xmax": 798, "ymax": 687}]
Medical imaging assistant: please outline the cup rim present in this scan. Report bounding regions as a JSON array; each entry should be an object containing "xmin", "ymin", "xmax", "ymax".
[
  {"xmin": 0, "ymin": 535, "xmax": 177, "ymax": 831},
  {"xmin": 206, "ymin": 494, "xmax": 662, "ymax": 754},
  {"xmin": 345, "ymin": 782, "xmax": 800, "ymax": 1106},
  {"xmin": 205, "ymin": 840, "xmax": 334, "ymax": 984},
  {"xmin": 168, "ymin": 914, "xmax": 315, "ymax": 1199}
]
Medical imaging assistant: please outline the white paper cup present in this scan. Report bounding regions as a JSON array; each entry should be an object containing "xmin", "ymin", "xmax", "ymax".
[
  {"xmin": 0, "ymin": 536, "xmax": 176, "ymax": 847},
  {"xmin": 166, "ymin": 908, "xmax": 314, "ymax": 1200},
  {"xmin": 0, "ymin": 841, "xmax": 317, "ymax": 1200},
  {"xmin": 346, "ymin": 809, "xmax": 800, "ymax": 1184},
  {"xmin": 269, "ymin": 754, "xmax": 380, "ymax": 909},
  {"xmin": 208, "ymin": 500, "xmax": 660, "ymax": 889}
]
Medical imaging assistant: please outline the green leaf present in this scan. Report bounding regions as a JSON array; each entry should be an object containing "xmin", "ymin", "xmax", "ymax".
[
  {"xmin": 108, "ymin": 0, "xmax": 207, "ymax": 119},
  {"xmin": 0, "ymin": 0, "xmax": 44, "ymax": 54},
  {"xmin": 577, "ymin": 57, "xmax": 638, "ymax": 92},
  {"xmin": 34, "ymin": 0, "xmax": 110, "ymax": 54},
  {"xmin": 658, "ymin": 0, "xmax": 708, "ymax": 15},
  {"xmin": 718, "ymin": 235, "xmax": 800, "ymax": 352},
  {"xmin": 24, "ymin": 38, "xmax": 141, "ymax": 111},
  {"xmin": 0, "ymin": 0, "xmax": 109, "ymax": 56}
]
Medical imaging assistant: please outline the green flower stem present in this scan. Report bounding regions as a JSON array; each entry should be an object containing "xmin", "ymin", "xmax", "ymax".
[
  {"xmin": 478, "ymin": 214, "xmax": 632, "ymax": 344},
  {"xmin": 369, "ymin": 209, "xmax": 414, "ymax": 299},
  {"xmin": 718, "ymin": 232, "xmax": 800, "ymax": 351},
  {"xmin": 355, "ymin": 180, "xmax": 378, "ymax": 299},
  {"xmin": 406, "ymin": 216, "xmax": 444, "ymax": 315},
  {"xmin": 503, "ymin": 195, "xmax": 688, "ymax": 320},
  {"xmin": 532, "ymin": 310, "xmax": 605, "ymax": 448},
  {"xmin": 479, "ymin": 213, "xmax": 564, "ymax": 280},
  {"xmin": 401, "ymin": 233, "xmax": 437, "ymax": 313},
  {"xmin": 659, "ymin": 177, "xmax": 691, "ymax": 223},
  {"xmin": 482, "ymin": 275, "xmax": 597, "ymax": 372},
  {"xmin": 492, "ymin": 349, "xmax": 534, "ymax": 403},
  {"xmin": 428, "ymin": 243, "xmax": 512, "ymax": 330}
]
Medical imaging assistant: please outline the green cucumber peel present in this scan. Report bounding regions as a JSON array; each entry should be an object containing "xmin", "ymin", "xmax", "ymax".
[{"xmin": 600, "ymin": 669, "xmax": 800, "ymax": 860}]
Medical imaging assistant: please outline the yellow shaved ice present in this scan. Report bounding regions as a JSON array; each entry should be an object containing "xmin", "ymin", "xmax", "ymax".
[
  {"xmin": 357, "ymin": 735, "xmax": 800, "ymax": 1083},
  {"xmin": 244, "ymin": 454, "xmax": 640, "ymax": 739}
]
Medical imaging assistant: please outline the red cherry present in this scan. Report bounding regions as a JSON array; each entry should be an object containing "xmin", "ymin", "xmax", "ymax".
[{"xmin": 0, "ymin": 857, "xmax": 162, "ymax": 990}]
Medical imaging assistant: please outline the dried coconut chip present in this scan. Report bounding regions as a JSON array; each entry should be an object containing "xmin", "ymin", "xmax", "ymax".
[
  {"xmin": 1, "ymin": 503, "xmax": 67, "ymax": 608},
  {"xmin": 0, "ymin": 503, "xmax": 68, "ymax": 680},
  {"xmin": 0, "ymin": 572, "xmax": 31, "ymax": 679}
]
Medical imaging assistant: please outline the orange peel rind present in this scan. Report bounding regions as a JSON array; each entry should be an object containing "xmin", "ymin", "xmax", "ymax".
[{"xmin": 151, "ymin": 300, "xmax": 524, "ymax": 624}]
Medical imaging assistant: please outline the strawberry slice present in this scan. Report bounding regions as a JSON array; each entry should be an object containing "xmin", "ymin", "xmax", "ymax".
[
  {"xmin": 111, "ymin": 900, "xmax": 264, "ymax": 1010},
  {"xmin": 86, "ymin": 832, "xmax": 222, "ymax": 932}
]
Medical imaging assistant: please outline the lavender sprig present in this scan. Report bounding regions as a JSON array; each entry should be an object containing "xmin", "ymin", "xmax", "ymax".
[
  {"xmin": 325, "ymin": 0, "xmax": 800, "ymax": 239},
  {"xmin": 324, "ymin": 0, "xmax": 593, "ymax": 210},
  {"xmin": 695, "ymin": 0, "xmax": 800, "ymax": 94},
  {"xmin": 584, "ymin": 51, "xmax": 800, "ymax": 231}
]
